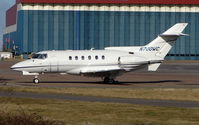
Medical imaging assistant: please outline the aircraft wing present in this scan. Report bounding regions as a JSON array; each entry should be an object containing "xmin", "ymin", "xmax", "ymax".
[
  {"xmin": 68, "ymin": 65, "xmax": 123, "ymax": 77},
  {"xmin": 80, "ymin": 66, "xmax": 121, "ymax": 74},
  {"xmin": 78, "ymin": 66, "xmax": 124, "ymax": 78},
  {"xmin": 67, "ymin": 65, "xmax": 122, "ymax": 76}
]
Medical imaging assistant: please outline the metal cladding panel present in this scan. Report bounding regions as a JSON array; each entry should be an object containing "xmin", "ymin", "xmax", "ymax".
[
  {"xmin": 16, "ymin": 11, "xmax": 24, "ymax": 54},
  {"xmin": 5, "ymin": 3, "xmax": 199, "ymax": 60},
  {"xmin": 13, "ymin": 9, "xmax": 199, "ymax": 60},
  {"xmin": 6, "ymin": 5, "xmax": 17, "ymax": 27},
  {"xmin": 19, "ymin": 0, "xmax": 199, "ymax": 5}
]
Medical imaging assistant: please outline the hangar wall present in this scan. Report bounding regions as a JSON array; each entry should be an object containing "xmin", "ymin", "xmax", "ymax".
[{"xmin": 3, "ymin": 3, "xmax": 199, "ymax": 60}]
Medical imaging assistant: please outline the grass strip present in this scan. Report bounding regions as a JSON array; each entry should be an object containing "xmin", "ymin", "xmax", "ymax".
[
  {"xmin": 1, "ymin": 87, "xmax": 199, "ymax": 102},
  {"xmin": 1, "ymin": 97, "xmax": 199, "ymax": 125}
]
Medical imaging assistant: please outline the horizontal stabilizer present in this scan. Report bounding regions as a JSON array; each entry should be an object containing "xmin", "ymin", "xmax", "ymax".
[{"xmin": 159, "ymin": 33, "xmax": 189, "ymax": 37}]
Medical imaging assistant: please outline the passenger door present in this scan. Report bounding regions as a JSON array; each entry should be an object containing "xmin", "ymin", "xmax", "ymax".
[
  {"xmin": 40, "ymin": 59, "xmax": 50, "ymax": 73},
  {"xmin": 49, "ymin": 60, "xmax": 58, "ymax": 72}
]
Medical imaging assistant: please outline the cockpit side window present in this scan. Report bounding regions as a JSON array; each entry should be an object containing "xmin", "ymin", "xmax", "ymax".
[{"xmin": 32, "ymin": 54, "xmax": 47, "ymax": 59}]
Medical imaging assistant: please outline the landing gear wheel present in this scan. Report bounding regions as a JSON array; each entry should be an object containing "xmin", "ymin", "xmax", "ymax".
[
  {"xmin": 33, "ymin": 78, "xmax": 39, "ymax": 84},
  {"xmin": 109, "ymin": 79, "xmax": 115, "ymax": 84},
  {"xmin": 103, "ymin": 77, "xmax": 115, "ymax": 84},
  {"xmin": 104, "ymin": 77, "xmax": 110, "ymax": 83}
]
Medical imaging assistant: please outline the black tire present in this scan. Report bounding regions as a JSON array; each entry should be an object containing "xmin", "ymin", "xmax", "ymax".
[
  {"xmin": 109, "ymin": 79, "xmax": 115, "ymax": 84},
  {"xmin": 103, "ymin": 77, "xmax": 110, "ymax": 83},
  {"xmin": 33, "ymin": 78, "xmax": 39, "ymax": 84},
  {"xmin": 104, "ymin": 77, "xmax": 115, "ymax": 84}
]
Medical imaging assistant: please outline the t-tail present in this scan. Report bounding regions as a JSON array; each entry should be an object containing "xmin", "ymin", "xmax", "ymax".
[
  {"xmin": 105, "ymin": 23, "xmax": 188, "ymax": 71},
  {"xmin": 143, "ymin": 23, "xmax": 188, "ymax": 71}
]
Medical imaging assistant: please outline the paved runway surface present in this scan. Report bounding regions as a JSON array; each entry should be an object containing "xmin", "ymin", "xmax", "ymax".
[
  {"xmin": 0, "ymin": 61, "xmax": 199, "ymax": 88},
  {"xmin": 0, "ymin": 60, "xmax": 199, "ymax": 108},
  {"xmin": 1, "ymin": 91, "xmax": 199, "ymax": 108}
]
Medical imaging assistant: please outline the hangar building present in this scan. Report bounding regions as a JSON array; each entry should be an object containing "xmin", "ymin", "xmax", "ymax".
[{"xmin": 3, "ymin": 0, "xmax": 199, "ymax": 60}]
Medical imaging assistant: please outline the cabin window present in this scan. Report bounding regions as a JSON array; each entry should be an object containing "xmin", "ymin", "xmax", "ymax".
[
  {"xmin": 129, "ymin": 52, "xmax": 134, "ymax": 54},
  {"xmin": 88, "ymin": 56, "xmax": 91, "ymax": 60},
  {"xmin": 95, "ymin": 56, "xmax": 98, "ymax": 60},
  {"xmin": 102, "ymin": 55, "xmax": 105, "ymax": 60},
  {"xmin": 69, "ymin": 56, "xmax": 72, "ymax": 60},
  {"xmin": 75, "ymin": 56, "xmax": 78, "ymax": 60},
  {"xmin": 81, "ymin": 56, "xmax": 85, "ymax": 60}
]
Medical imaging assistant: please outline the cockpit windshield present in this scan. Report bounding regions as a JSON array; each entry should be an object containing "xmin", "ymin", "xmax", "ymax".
[{"xmin": 32, "ymin": 54, "xmax": 47, "ymax": 59}]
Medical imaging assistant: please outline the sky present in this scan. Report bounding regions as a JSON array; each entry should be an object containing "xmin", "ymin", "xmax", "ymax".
[{"xmin": 0, "ymin": 0, "xmax": 15, "ymax": 51}]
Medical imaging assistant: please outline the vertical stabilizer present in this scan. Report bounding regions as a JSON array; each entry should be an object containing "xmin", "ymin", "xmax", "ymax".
[{"xmin": 145, "ymin": 23, "xmax": 188, "ymax": 60}]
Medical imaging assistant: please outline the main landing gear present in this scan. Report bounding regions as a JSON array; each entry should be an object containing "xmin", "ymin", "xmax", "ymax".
[
  {"xmin": 103, "ymin": 77, "xmax": 116, "ymax": 84},
  {"xmin": 33, "ymin": 76, "xmax": 39, "ymax": 84}
]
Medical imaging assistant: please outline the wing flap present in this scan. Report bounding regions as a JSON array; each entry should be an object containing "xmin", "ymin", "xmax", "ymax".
[{"xmin": 80, "ymin": 66, "xmax": 121, "ymax": 74}]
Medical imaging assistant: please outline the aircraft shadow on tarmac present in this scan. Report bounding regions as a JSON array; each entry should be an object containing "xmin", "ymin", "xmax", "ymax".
[
  {"xmin": 178, "ymin": 83, "xmax": 199, "ymax": 86},
  {"xmin": 21, "ymin": 80, "xmax": 181, "ymax": 85},
  {"xmin": 0, "ymin": 78, "xmax": 12, "ymax": 83}
]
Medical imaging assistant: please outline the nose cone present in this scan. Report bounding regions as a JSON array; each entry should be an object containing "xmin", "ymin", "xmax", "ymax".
[
  {"xmin": 11, "ymin": 60, "xmax": 33, "ymax": 72},
  {"xmin": 11, "ymin": 62, "xmax": 24, "ymax": 71}
]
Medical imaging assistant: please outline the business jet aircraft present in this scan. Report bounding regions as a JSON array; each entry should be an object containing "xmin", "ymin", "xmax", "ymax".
[{"xmin": 11, "ymin": 23, "xmax": 188, "ymax": 84}]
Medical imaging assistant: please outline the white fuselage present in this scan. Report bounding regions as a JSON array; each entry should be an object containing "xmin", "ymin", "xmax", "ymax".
[
  {"xmin": 11, "ymin": 50, "xmax": 149, "ymax": 78},
  {"xmin": 11, "ymin": 23, "xmax": 188, "ymax": 82}
]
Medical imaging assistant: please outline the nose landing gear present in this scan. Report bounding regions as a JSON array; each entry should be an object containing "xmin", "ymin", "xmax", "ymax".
[{"xmin": 33, "ymin": 76, "xmax": 39, "ymax": 84}]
